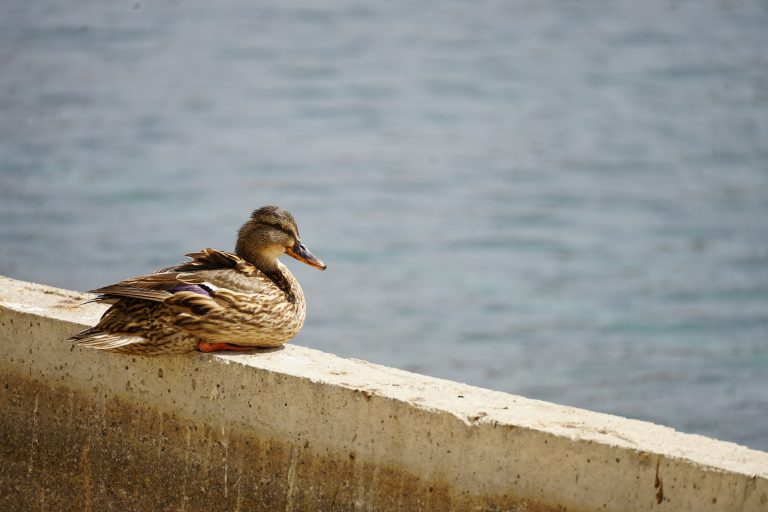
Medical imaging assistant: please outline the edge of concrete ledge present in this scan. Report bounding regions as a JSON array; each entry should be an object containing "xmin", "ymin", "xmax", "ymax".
[{"xmin": 1, "ymin": 274, "xmax": 767, "ymax": 511}]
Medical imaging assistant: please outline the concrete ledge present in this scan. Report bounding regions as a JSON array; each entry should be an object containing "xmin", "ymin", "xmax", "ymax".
[{"xmin": 1, "ymin": 275, "xmax": 766, "ymax": 511}]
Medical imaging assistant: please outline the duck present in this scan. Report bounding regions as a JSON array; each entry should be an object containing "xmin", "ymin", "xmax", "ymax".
[{"xmin": 69, "ymin": 206, "xmax": 326, "ymax": 355}]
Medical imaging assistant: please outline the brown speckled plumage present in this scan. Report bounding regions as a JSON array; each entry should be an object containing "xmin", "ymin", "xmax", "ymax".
[{"xmin": 69, "ymin": 206, "xmax": 326, "ymax": 355}]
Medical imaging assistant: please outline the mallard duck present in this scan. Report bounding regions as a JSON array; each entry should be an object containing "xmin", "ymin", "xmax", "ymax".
[{"xmin": 69, "ymin": 206, "xmax": 326, "ymax": 355}]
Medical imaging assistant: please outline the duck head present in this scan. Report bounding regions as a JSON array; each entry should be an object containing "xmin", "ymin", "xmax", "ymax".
[{"xmin": 236, "ymin": 206, "xmax": 326, "ymax": 271}]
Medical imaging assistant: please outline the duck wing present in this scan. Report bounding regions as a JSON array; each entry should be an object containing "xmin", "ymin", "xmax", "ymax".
[{"xmin": 89, "ymin": 248, "xmax": 261, "ymax": 303}]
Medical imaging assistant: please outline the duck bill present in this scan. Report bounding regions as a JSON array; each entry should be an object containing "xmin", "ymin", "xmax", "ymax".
[{"xmin": 287, "ymin": 241, "xmax": 326, "ymax": 270}]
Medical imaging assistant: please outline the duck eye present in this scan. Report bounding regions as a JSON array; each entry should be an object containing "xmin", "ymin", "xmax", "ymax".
[{"xmin": 271, "ymin": 223, "xmax": 297, "ymax": 241}]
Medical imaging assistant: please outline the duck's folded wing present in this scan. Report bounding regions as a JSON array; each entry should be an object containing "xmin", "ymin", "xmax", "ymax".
[
  {"xmin": 161, "ymin": 248, "xmax": 252, "ymax": 274},
  {"xmin": 88, "ymin": 249, "xmax": 258, "ymax": 303},
  {"xmin": 88, "ymin": 285, "xmax": 173, "ymax": 302}
]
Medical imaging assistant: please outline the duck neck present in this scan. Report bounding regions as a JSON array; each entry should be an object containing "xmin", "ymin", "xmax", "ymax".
[
  {"xmin": 236, "ymin": 247, "xmax": 298, "ymax": 304},
  {"xmin": 261, "ymin": 263, "xmax": 298, "ymax": 304}
]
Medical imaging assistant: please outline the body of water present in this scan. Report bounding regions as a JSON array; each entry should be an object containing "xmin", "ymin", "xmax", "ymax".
[{"xmin": 1, "ymin": 0, "xmax": 767, "ymax": 450}]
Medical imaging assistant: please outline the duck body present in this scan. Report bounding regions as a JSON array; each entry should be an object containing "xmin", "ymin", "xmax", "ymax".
[{"xmin": 69, "ymin": 206, "xmax": 325, "ymax": 356}]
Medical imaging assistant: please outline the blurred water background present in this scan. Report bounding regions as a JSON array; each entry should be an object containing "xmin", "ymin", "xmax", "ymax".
[{"xmin": 1, "ymin": 0, "xmax": 767, "ymax": 450}]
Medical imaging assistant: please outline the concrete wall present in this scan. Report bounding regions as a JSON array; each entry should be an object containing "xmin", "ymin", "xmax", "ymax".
[{"xmin": 1, "ymin": 275, "xmax": 766, "ymax": 512}]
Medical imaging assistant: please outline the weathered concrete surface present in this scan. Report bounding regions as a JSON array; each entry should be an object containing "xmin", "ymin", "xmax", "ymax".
[{"xmin": 0, "ymin": 275, "xmax": 766, "ymax": 512}]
